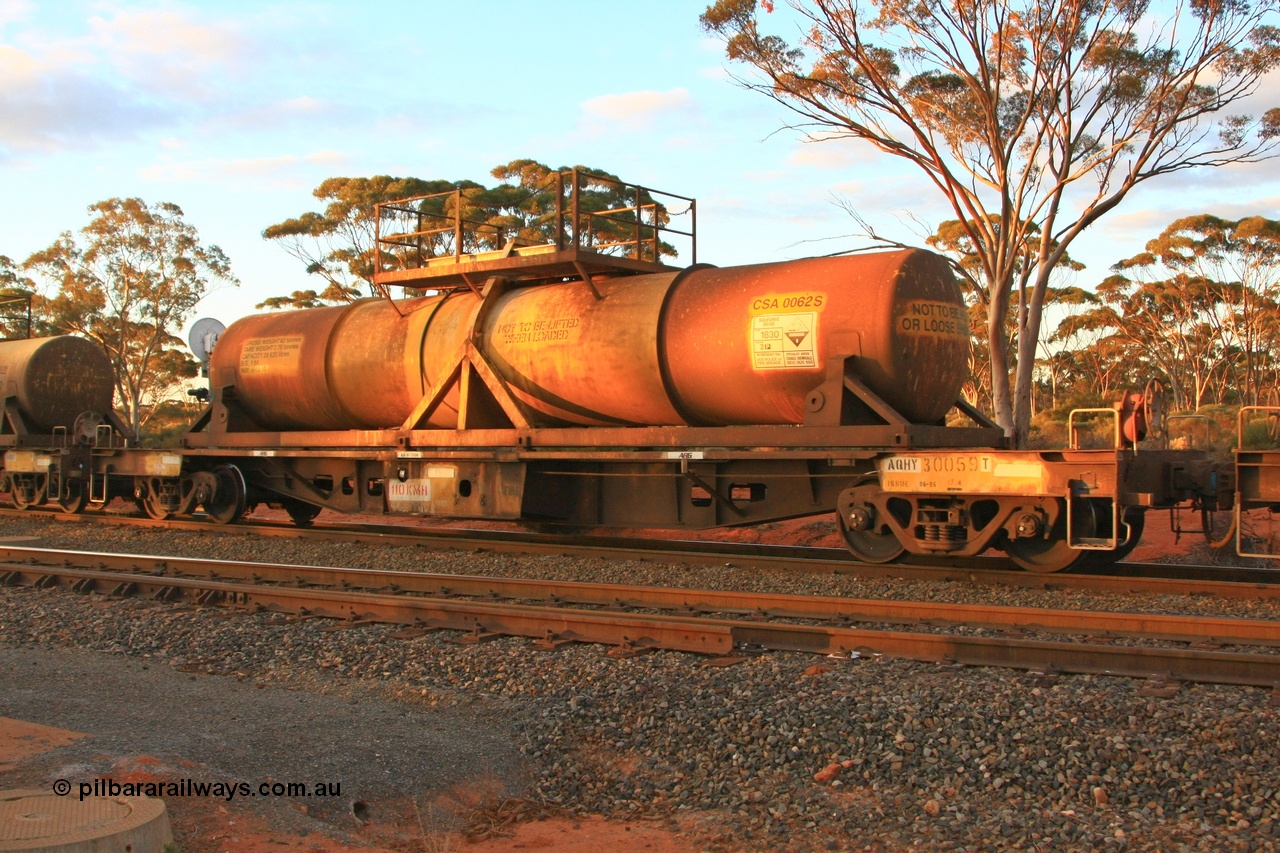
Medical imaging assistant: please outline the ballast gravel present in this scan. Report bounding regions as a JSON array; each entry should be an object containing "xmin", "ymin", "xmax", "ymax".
[{"xmin": 2, "ymin": 514, "xmax": 1280, "ymax": 851}]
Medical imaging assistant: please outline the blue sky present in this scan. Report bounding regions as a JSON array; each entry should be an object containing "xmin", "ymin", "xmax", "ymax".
[{"xmin": 3, "ymin": 0, "xmax": 1280, "ymax": 336}]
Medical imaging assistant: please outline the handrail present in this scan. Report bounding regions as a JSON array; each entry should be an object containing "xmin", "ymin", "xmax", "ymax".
[
  {"xmin": 1067, "ymin": 407, "xmax": 1123, "ymax": 451},
  {"xmin": 373, "ymin": 169, "xmax": 696, "ymax": 284},
  {"xmin": 1238, "ymin": 405, "xmax": 1280, "ymax": 450},
  {"xmin": 1164, "ymin": 413, "xmax": 1216, "ymax": 449},
  {"xmin": 1233, "ymin": 405, "xmax": 1280, "ymax": 559}
]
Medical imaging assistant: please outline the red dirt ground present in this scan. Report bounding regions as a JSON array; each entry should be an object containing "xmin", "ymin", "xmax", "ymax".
[{"xmin": 0, "ymin": 721, "xmax": 702, "ymax": 852}]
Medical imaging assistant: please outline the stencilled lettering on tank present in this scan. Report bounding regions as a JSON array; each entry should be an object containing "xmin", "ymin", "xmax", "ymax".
[
  {"xmin": 495, "ymin": 316, "xmax": 582, "ymax": 346},
  {"xmin": 748, "ymin": 292, "xmax": 827, "ymax": 314},
  {"xmin": 896, "ymin": 300, "xmax": 969, "ymax": 339},
  {"xmin": 239, "ymin": 335, "xmax": 304, "ymax": 376},
  {"xmin": 750, "ymin": 312, "xmax": 819, "ymax": 371}
]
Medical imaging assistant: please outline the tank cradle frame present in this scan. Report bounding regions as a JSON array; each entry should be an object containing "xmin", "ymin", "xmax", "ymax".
[{"xmin": 168, "ymin": 347, "xmax": 1231, "ymax": 572}]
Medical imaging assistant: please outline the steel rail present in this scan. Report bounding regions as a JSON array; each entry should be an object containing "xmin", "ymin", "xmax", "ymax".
[
  {"xmin": 3, "ymin": 506, "xmax": 1278, "ymax": 597},
  {"xmin": 3, "ymin": 544, "xmax": 1280, "ymax": 652},
  {"xmin": 3, "ymin": 562, "xmax": 1279, "ymax": 687}
]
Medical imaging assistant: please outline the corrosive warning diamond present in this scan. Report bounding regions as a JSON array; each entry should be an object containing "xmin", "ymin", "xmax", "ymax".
[{"xmin": 786, "ymin": 324, "xmax": 809, "ymax": 347}]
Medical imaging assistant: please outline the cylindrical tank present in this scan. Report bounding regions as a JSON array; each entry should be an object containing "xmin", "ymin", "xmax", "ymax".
[
  {"xmin": 0, "ymin": 336, "xmax": 115, "ymax": 432},
  {"xmin": 210, "ymin": 299, "xmax": 439, "ymax": 430},
  {"xmin": 210, "ymin": 249, "xmax": 969, "ymax": 431},
  {"xmin": 673, "ymin": 251, "xmax": 970, "ymax": 424}
]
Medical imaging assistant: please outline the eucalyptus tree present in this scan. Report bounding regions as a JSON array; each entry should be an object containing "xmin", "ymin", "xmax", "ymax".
[
  {"xmin": 702, "ymin": 0, "xmax": 1280, "ymax": 445},
  {"xmin": 24, "ymin": 199, "xmax": 236, "ymax": 433},
  {"xmin": 1065, "ymin": 273, "xmax": 1235, "ymax": 410},
  {"xmin": 260, "ymin": 175, "xmax": 465, "ymax": 309},
  {"xmin": 1119, "ymin": 215, "xmax": 1280, "ymax": 404},
  {"xmin": 261, "ymin": 160, "xmax": 673, "ymax": 310},
  {"xmin": 0, "ymin": 255, "xmax": 35, "ymax": 340}
]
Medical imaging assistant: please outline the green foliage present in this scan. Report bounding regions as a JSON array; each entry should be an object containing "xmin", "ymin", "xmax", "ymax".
[
  {"xmin": 260, "ymin": 160, "xmax": 675, "ymax": 311},
  {"xmin": 1045, "ymin": 214, "xmax": 1280, "ymax": 413},
  {"xmin": 0, "ymin": 255, "xmax": 34, "ymax": 340},
  {"xmin": 1027, "ymin": 389, "xmax": 1108, "ymax": 448},
  {"xmin": 1242, "ymin": 418, "xmax": 1280, "ymax": 451},
  {"xmin": 260, "ymin": 175, "xmax": 469, "ymax": 308},
  {"xmin": 1164, "ymin": 405, "xmax": 1240, "ymax": 458},
  {"xmin": 24, "ymin": 198, "xmax": 236, "ymax": 433},
  {"xmin": 139, "ymin": 397, "xmax": 205, "ymax": 447}
]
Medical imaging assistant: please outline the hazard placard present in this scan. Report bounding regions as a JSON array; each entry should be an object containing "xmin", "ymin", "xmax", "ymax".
[{"xmin": 751, "ymin": 312, "xmax": 818, "ymax": 370}]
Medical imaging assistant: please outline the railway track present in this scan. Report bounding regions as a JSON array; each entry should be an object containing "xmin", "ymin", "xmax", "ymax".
[
  {"xmin": 3, "ymin": 505, "xmax": 1278, "ymax": 599},
  {"xmin": 3, "ymin": 544, "xmax": 1280, "ymax": 688}
]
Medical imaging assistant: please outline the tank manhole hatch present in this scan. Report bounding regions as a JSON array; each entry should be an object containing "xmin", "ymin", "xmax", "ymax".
[{"xmin": 0, "ymin": 788, "xmax": 171, "ymax": 851}]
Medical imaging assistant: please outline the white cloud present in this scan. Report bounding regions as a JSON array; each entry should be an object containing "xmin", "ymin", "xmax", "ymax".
[
  {"xmin": 786, "ymin": 136, "xmax": 885, "ymax": 170},
  {"xmin": 0, "ymin": 0, "xmax": 31, "ymax": 27},
  {"xmin": 0, "ymin": 4, "xmax": 258, "ymax": 156},
  {"xmin": 139, "ymin": 150, "xmax": 352, "ymax": 187},
  {"xmin": 1107, "ymin": 194, "xmax": 1280, "ymax": 237},
  {"xmin": 86, "ymin": 8, "xmax": 253, "ymax": 99},
  {"xmin": 0, "ymin": 43, "xmax": 173, "ymax": 154},
  {"xmin": 580, "ymin": 88, "xmax": 698, "ymax": 132},
  {"xmin": 213, "ymin": 96, "xmax": 335, "ymax": 131}
]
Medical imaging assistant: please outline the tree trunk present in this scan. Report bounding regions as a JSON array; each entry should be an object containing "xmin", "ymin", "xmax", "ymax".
[
  {"xmin": 1011, "ymin": 266, "xmax": 1054, "ymax": 449},
  {"xmin": 987, "ymin": 290, "xmax": 1014, "ymax": 439},
  {"xmin": 1012, "ymin": 329, "xmax": 1037, "ymax": 449}
]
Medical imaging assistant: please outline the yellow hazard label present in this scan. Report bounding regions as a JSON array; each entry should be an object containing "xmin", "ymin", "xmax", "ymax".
[
  {"xmin": 896, "ymin": 300, "xmax": 968, "ymax": 339},
  {"xmin": 751, "ymin": 312, "xmax": 818, "ymax": 370}
]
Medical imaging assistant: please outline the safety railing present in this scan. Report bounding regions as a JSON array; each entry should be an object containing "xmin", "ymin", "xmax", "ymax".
[
  {"xmin": 1163, "ymin": 413, "xmax": 1217, "ymax": 449},
  {"xmin": 373, "ymin": 169, "xmax": 695, "ymax": 280},
  {"xmin": 1238, "ymin": 405, "xmax": 1280, "ymax": 451},
  {"xmin": 0, "ymin": 288, "xmax": 32, "ymax": 341},
  {"xmin": 1067, "ymin": 408, "xmax": 1123, "ymax": 450},
  {"xmin": 1234, "ymin": 406, "xmax": 1280, "ymax": 559}
]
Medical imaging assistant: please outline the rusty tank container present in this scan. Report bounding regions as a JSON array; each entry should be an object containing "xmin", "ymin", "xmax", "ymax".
[
  {"xmin": 209, "ymin": 299, "xmax": 440, "ymax": 430},
  {"xmin": 209, "ymin": 249, "xmax": 969, "ymax": 431},
  {"xmin": 0, "ymin": 336, "xmax": 116, "ymax": 432}
]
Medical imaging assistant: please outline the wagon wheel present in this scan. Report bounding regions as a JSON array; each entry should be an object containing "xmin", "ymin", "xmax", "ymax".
[
  {"xmin": 835, "ymin": 476, "xmax": 906, "ymax": 564},
  {"xmin": 56, "ymin": 477, "xmax": 89, "ymax": 514},
  {"xmin": 204, "ymin": 464, "xmax": 247, "ymax": 525},
  {"xmin": 281, "ymin": 497, "xmax": 321, "ymax": 527},
  {"xmin": 139, "ymin": 484, "xmax": 174, "ymax": 520},
  {"xmin": 1079, "ymin": 505, "xmax": 1146, "ymax": 569},
  {"xmin": 12, "ymin": 474, "xmax": 47, "ymax": 510},
  {"xmin": 1004, "ymin": 498, "xmax": 1097, "ymax": 573},
  {"xmin": 1109, "ymin": 506, "xmax": 1145, "ymax": 562}
]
